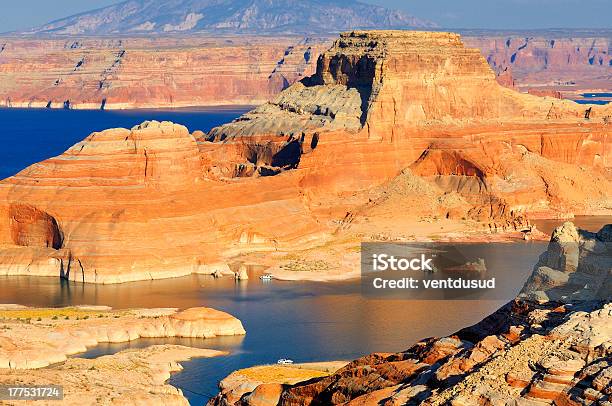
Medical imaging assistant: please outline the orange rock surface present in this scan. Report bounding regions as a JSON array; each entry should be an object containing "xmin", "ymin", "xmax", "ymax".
[
  {"xmin": 0, "ymin": 36, "xmax": 326, "ymax": 109},
  {"xmin": 0, "ymin": 30, "xmax": 610, "ymax": 283}
]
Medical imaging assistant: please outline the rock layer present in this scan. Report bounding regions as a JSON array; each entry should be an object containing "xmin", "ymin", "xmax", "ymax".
[
  {"xmin": 0, "ymin": 30, "xmax": 610, "ymax": 283},
  {"xmin": 0, "ymin": 345, "xmax": 223, "ymax": 406},
  {"xmin": 0, "ymin": 36, "xmax": 326, "ymax": 109},
  {"xmin": 1, "ymin": 32, "xmax": 610, "ymax": 110},
  {"xmin": 465, "ymin": 33, "xmax": 612, "ymax": 101}
]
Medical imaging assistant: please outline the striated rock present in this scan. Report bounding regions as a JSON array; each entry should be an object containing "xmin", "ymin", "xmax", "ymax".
[
  {"xmin": 464, "ymin": 34, "xmax": 612, "ymax": 102},
  {"xmin": 528, "ymin": 89, "xmax": 563, "ymax": 99},
  {"xmin": 0, "ymin": 30, "xmax": 610, "ymax": 283},
  {"xmin": 1, "ymin": 32, "xmax": 609, "ymax": 110},
  {"xmin": 208, "ymin": 30, "xmax": 610, "ymax": 229},
  {"xmin": 0, "ymin": 36, "xmax": 326, "ymax": 109}
]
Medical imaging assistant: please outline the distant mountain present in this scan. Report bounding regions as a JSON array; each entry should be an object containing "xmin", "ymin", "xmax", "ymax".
[{"xmin": 23, "ymin": 0, "xmax": 437, "ymax": 36}]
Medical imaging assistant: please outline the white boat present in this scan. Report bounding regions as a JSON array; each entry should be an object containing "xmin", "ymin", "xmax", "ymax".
[
  {"xmin": 277, "ymin": 358, "xmax": 294, "ymax": 365},
  {"xmin": 260, "ymin": 273, "xmax": 273, "ymax": 281}
]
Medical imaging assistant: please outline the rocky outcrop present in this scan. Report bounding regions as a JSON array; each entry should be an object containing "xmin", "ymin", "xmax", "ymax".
[
  {"xmin": 208, "ymin": 30, "xmax": 610, "ymax": 224},
  {"xmin": 521, "ymin": 222, "xmax": 612, "ymax": 302},
  {"xmin": 209, "ymin": 362, "xmax": 347, "ymax": 406},
  {"xmin": 465, "ymin": 33, "xmax": 612, "ymax": 101},
  {"xmin": 2, "ymin": 32, "xmax": 610, "ymax": 110},
  {"xmin": 210, "ymin": 222, "xmax": 611, "ymax": 406},
  {"xmin": 0, "ymin": 306, "xmax": 245, "ymax": 369},
  {"xmin": 0, "ymin": 31, "xmax": 610, "ymax": 283},
  {"xmin": 0, "ymin": 344, "xmax": 223, "ymax": 406}
]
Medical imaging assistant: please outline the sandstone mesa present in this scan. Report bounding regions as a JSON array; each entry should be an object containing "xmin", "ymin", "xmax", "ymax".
[{"xmin": 0, "ymin": 30, "xmax": 610, "ymax": 283}]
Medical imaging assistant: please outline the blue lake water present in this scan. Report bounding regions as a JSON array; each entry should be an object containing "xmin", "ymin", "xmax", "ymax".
[
  {"xmin": 574, "ymin": 99, "xmax": 610, "ymax": 105},
  {"xmin": 0, "ymin": 108, "xmax": 610, "ymax": 404},
  {"xmin": 582, "ymin": 93, "xmax": 612, "ymax": 98},
  {"xmin": 0, "ymin": 107, "xmax": 249, "ymax": 180},
  {"xmin": 574, "ymin": 92, "xmax": 612, "ymax": 105},
  {"xmin": 0, "ymin": 245, "xmax": 541, "ymax": 405}
]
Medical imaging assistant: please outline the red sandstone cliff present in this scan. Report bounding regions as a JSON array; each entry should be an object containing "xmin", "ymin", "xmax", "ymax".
[
  {"xmin": 0, "ymin": 30, "xmax": 610, "ymax": 283},
  {"xmin": 0, "ymin": 33, "xmax": 610, "ymax": 109},
  {"xmin": 0, "ymin": 36, "xmax": 326, "ymax": 109},
  {"xmin": 465, "ymin": 35, "xmax": 612, "ymax": 100}
]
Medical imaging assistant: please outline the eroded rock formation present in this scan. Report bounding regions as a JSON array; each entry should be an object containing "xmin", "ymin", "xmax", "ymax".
[
  {"xmin": 466, "ymin": 34, "xmax": 612, "ymax": 101},
  {"xmin": 0, "ymin": 36, "xmax": 326, "ymax": 109},
  {"xmin": 0, "ymin": 31, "xmax": 610, "ymax": 283},
  {"xmin": 0, "ymin": 344, "xmax": 222, "ymax": 406}
]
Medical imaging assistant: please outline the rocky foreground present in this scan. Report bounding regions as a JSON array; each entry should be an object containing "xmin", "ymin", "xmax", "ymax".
[
  {"xmin": 209, "ymin": 222, "xmax": 612, "ymax": 405},
  {"xmin": 0, "ymin": 30, "xmax": 610, "ymax": 283},
  {"xmin": 0, "ymin": 306, "xmax": 245, "ymax": 405}
]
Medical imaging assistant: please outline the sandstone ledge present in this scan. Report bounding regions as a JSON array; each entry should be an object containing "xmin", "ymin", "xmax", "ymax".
[
  {"xmin": 0, "ymin": 344, "xmax": 224, "ymax": 406},
  {"xmin": 210, "ymin": 362, "xmax": 348, "ymax": 405},
  {"xmin": 0, "ymin": 306, "xmax": 245, "ymax": 369}
]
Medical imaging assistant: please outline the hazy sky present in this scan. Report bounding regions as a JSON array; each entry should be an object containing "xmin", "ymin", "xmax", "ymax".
[{"xmin": 0, "ymin": 0, "xmax": 610, "ymax": 32}]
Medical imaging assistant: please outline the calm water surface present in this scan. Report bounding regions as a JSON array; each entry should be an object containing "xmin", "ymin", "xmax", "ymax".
[
  {"xmin": 0, "ymin": 109, "xmax": 610, "ymax": 404},
  {"xmin": 0, "ymin": 243, "xmax": 548, "ymax": 404}
]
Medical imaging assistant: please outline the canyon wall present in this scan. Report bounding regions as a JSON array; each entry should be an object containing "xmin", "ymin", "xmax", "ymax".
[
  {"xmin": 0, "ymin": 32, "xmax": 610, "ymax": 109},
  {"xmin": 465, "ymin": 33, "xmax": 612, "ymax": 101},
  {"xmin": 0, "ymin": 31, "xmax": 609, "ymax": 283},
  {"xmin": 0, "ymin": 36, "xmax": 327, "ymax": 109}
]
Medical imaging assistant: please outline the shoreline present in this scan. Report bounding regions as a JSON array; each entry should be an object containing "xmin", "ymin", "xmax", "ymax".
[
  {"xmin": 1, "ymin": 214, "xmax": 610, "ymax": 285},
  {"xmin": 0, "ymin": 305, "xmax": 245, "ymax": 368},
  {"xmin": 0, "ymin": 103, "xmax": 256, "ymax": 112},
  {"xmin": 0, "ymin": 305, "xmax": 245, "ymax": 404},
  {"xmin": 0, "ymin": 227, "xmax": 547, "ymax": 285}
]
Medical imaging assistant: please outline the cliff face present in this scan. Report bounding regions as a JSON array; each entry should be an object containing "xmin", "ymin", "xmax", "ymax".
[
  {"xmin": 1, "ymin": 33, "xmax": 609, "ymax": 109},
  {"xmin": 466, "ymin": 35, "xmax": 612, "ymax": 99},
  {"xmin": 0, "ymin": 31, "xmax": 610, "ymax": 283},
  {"xmin": 0, "ymin": 37, "xmax": 325, "ymax": 109},
  {"xmin": 209, "ymin": 222, "xmax": 612, "ymax": 406}
]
